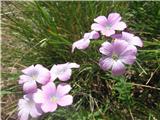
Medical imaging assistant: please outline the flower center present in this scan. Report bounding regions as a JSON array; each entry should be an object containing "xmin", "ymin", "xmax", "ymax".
[
  {"xmin": 105, "ymin": 24, "xmax": 111, "ymax": 30},
  {"xmin": 50, "ymin": 96, "xmax": 57, "ymax": 103},
  {"xmin": 31, "ymin": 75, "xmax": 37, "ymax": 81},
  {"xmin": 112, "ymin": 53, "xmax": 119, "ymax": 60}
]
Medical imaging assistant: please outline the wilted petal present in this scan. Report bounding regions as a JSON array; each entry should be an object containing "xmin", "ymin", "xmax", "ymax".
[
  {"xmin": 23, "ymin": 81, "xmax": 37, "ymax": 93},
  {"xmin": 112, "ymin": 21, "xmax": 127, "ymax": 30},
  {"xmin": 91, "ymin": 23, "xmax": 105, "ymax": 31},
  {"xmin": 112, "ymin": 60, "xmax": 125, "ymax": 75},
  {"xmin": 56, "ymin": 83, "xmax": 72, "ymax": 97},
  {"xmin": 72, "ymin": 39, "xmax": 90, "ymax": 52},
  {"xmin": 94, "ymin": 16, "xmax": 108, "ymax": 26},
  {"xmin": 57, "ymin": 95, "xmax": 73, "ymax": 106}
]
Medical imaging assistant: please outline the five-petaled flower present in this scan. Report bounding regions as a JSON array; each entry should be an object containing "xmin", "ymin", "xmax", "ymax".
[
  {"xmin": 99, "ymin": 40, "xmax": 137, "ymax": 75},
  {"xmin": 72, "ymin": 31, "xmax": 100, "ymax": 52},
  {"xmin": 50, "ymin": 62, "xmax": 80, "ymax": 81},
  {"xmin": 91, "ymin": 13, "xmax": 127, "ymax": 37},
  {"xmin": 19, "ymin": 64, "xmax": 50, "ymax": 93},
  {"xmin": 33, "ymin": 82, "xmax": 73, "ymax": 113},
  {"xmin": 18, "ymin": 94, "xmax": 42, "ymax": 120}
]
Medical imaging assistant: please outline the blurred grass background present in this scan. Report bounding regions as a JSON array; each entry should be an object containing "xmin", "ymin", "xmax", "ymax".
[{"xmin": 1, "ymin": 1, "xmax": 160, "ymax": 120}]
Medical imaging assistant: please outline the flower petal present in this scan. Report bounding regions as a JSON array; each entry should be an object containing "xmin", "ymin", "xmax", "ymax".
[
  {"xmin": 57, "ymin": 95, "xmax": 73, "ymax": 106},
  {"xmin": 56, "ymin": 83, "xmax": 72, "ymax": 97},
  {"xmin": 101, "ymin": 29, "xmax": 115, "ymax": 37},
  {"xmin": 131, "ymin": 36, "xmax": 143, "ymax": 47},
  {"xmin": 72, "ymin": 39, "xmax": 90, "ymax": 53},
  {"xmin": 19, "ymin": 75, "xmax": 32, "ymax": 84},
  {"xmin": 58, "ymin": 69, "xmax": 72, "ymax": 81},
  {"xmin": 120, "ymin": 55, "xmax": 136, "ymax": 65},
  {"xmin": 23, "ymin": 81, "xmax": 37, "ymax": 93},
  {"xmin": 107, "ymin": 13, "xmax": 121, "ymax": 25},
  {"xmin": 30, "ymin": 104, "xmax": 42, "ymax": 118},
  {"xmin": 113, "ymin": 40, "xmax": 128, "ymax": 55},
  {"xmin": 99, "ymin": 42, "xmax": 113, "ymax": 56},
  {"xmin": 18, "ymin": 109, "xmax": 29, "ymax": 120},
  {"xmin": 99, "ymin": 57, "xmax": 114, "ymax": 71},
  {"xmin": 91, "ymin": 23, "xmax": 105, "ymax": 31},
  {"xmin": 94, "ymin": 16, "xmax": 108, "ymax": 26},
  {"xmin": 112, "ymin": 21, "xmax": 127, "ymax": 30},
  {"xmin": 112, "ymin": 60, "xmax": 125, "ymax": 76},
  {"xmin": 90, "ymin": 31, "xmax": 100, "ymax": 39},
  {"xmin": 35, "ymin": 64, "xmax": 50, "ymax": 85},
  {"xmin": 42, "ymin": 82, "xmax": 56, "ymax": 96},
  {"xmin": 41, "ymin": 102, "xmax": 57, "ymax": 113},
  {"xmin": 33, "ymin": 89, "xmax": 45, "ymax": 104},
  {"xmin": 22, "ymin": 65, "xmax": 35, "ymax": 75},
  {"xmin": 68, "ymin": 63, "xmax": 80, "ymax": 68}
]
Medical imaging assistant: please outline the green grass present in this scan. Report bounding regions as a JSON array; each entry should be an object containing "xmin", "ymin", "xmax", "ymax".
[{"xmin": 1, "ymin": 1, "xmax": 160, "ymax": 120}]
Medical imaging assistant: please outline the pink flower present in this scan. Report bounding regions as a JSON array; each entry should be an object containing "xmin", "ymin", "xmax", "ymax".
[
  {"xmin": 50, "ymin": 62, "xmax": 80, "ymax": 81},
  {"xmin": 19, "ymin": 64, "xmax": 50, "ymax": 93},
  {"xmin": 91, "ymin": 13, "xmax": 127, "ymax": 37},
  {"xmin": 33, "ymin": 82, "xmax": 73, "ymax": 113},
  {"xmin": 99, "ymin": 40, "xmax": 137, "ymax": 75},
  {"xmin": 18, "ymin": 94, "xmax": 42, "ymax": 120},
  {"xmin": 72, "ymin": 31, "xmax": 100, "ymax": 52},
  {"xmin": 114, "ymin": 32, "xmax": 143, "ymax": 47}
]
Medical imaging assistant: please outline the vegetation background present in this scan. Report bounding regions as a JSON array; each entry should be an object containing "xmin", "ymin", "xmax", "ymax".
[{"xmin": 1, "ymin": 1, "xmax": 160, "ymax": 120}]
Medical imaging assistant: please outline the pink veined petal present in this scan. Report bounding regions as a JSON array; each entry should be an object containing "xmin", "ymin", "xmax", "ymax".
[
  {"xmin": 23, "ymin": 81, "xmax": 37, "ymax": 93},
  {"xmin": 99, "ymin": 42, "xmax": 113, "ymax": 56},
  {"xmin": 42, "ymin": 82, "xmax": 56, "ymax": 96},
  {"xmin": 112, "ymin": 60, "xmax": 126, "ymax": 76},
  {"xmin": 50, "ymin": 65, "xmax": 58, "ymax": 81},
  {"xmin": 58, "ymin": 69, "xmax": 72, "ymax": 81},
  {"xmin": 72, "ymin": 39, "xmax": 90, "ymax": 53},
  {"xmin": 19, "ymin": 75, "xmax": 32, "ymax": 84},
  {"xmin": 57, "ymin": 95, "xmax": 73, "ymax": 107},
  {"xmin": 99, "ymin": 57, "xmax": 114, "ymax": 71},
  {"xmin": 107, "ymin": 13, "xmax": 121, "ymax": 25},
  {"xmin": 94, "ymin": 16, "xmax": 108, "ymax": 26},
  {"xmin": 33, "ymin": 89, "xmax": 45, "ymax": 104},
  {"xmin": 130, "ymin": 36, "xmax": 143, "ymax": 47},
  {"xmin": 41, "ymin": 102, "xmax": 57, "ymax": 113},
  {"xmin": 112, "ymin": 21, "xmax": 127, "ymax": 31},
  {"xmin": 68, "ymin": 63, "xmax": 80, "ymax": 68},
  {"xmin": 90, "ymin": 31, "xmax": 100, "ymax": 39},
  {"xmin": 22, "ymin": 65, "xmax": 35, "ymax": 75},
  {"xmin": 56, "ymin": 83, "xmax": 72, "ymax": 97},
  {"xmin": 113, "ymin": 40, "xmax": 129, "ymax": 55},
  {"xmin": 91, "ymin": 23, "xmax": 105, "ymax": 31},
  {"xmin": 120, "ymin": 55, "xmax": 136, "ymax": 65},
  {"xmin": 35, "ymin": 64, "xmax": 50, "ymax": 84},
  {"xmin": 101, "ymin": 29, "xmax": 115, "ymax": 37},
  {"xmin": 18, "ymin": 99, "xmax": 27, "ymax": 110}
]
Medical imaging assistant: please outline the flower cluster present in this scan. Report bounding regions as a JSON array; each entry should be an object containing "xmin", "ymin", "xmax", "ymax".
[
  {"xmin": 72, "ymin": 12, "xmax": 143, "ymax": 75},
  {"xmin": 18, "ymin": 63, "xmax": 79, "ymax": 120}
]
